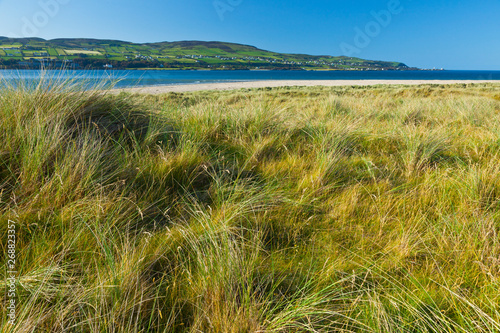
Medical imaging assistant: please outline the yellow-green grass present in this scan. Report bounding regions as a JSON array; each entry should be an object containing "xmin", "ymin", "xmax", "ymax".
[
  {"xmin": 0, "ymin": 45, "xmax": 22, "ymax": 49},
  {"xmin": 64, "ymin": 49, "xmax": 102, "ymax": 55},
  {"xmin": 1, "ymin": 78, "xmax": 500, "ymax": 332},
  {"xmin": 22, "ymin": 56, "xmax": 57, "ymax": 60}
]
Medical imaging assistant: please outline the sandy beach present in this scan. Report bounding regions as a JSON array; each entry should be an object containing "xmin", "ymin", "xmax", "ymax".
[{"xmin": 116, "ymin": 80, "xmax": 498, "ymax": 94}]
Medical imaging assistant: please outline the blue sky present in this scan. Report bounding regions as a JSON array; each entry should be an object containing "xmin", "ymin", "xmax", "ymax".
[{"xmin": 0, "ymin": 0, "xmax": 498, "ymax": 69}]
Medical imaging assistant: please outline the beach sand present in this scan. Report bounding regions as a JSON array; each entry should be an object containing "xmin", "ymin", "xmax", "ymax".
[{"xmin": 115, "ymin": 80, "xmax": 498, "ymax": 94}]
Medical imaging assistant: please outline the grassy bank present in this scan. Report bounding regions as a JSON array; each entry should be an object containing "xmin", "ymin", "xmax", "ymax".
[{"xmin": 1, "ymin": 80, "xmax": 500, "ymax": 332}]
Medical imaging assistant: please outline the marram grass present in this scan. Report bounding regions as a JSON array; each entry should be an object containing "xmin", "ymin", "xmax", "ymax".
[{"xmin": 1, "ymin": 78, "xmax": 500, "ymax": 332}]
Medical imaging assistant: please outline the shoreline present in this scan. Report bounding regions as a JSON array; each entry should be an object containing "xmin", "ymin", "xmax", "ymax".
[{"xmin": 116, "ymin": 80, "xmax": 499, "ymax": 94}]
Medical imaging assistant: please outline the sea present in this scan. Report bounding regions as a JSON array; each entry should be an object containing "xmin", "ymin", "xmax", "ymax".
[{"xmin": 0, "ymin": 70, "xmax": 499, "ymax": 89}]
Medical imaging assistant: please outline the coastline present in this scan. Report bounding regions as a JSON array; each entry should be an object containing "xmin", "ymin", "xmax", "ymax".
[{"xmin": 115, "ymin": 80, "xmax": 499, "ymax": 94}]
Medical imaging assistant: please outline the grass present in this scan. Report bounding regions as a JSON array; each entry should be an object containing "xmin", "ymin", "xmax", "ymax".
[
  {"xmin": 1, "ymin": 77, "xmax": 500, "ymax": 332},
  {"xmin": 64, "ymin": 50, "xmax": 103, "ymax": 55}
]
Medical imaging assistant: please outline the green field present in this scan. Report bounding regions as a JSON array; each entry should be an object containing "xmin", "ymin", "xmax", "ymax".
[
  {"xmin": 1, "ymin": 78, "xmax": 499, "ymax": 332},
  {"xmin": 0, "ymin": 44, "xmax": 21, "ymax": 48},
  {"xmin": 64, "ymin": 49, "xmax": 102, "ymax": 55}
]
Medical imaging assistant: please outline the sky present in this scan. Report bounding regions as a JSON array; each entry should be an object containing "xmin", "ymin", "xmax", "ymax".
[{"xmin": 0, "ymin": 0, "xmax": 499, "ymax": 70}]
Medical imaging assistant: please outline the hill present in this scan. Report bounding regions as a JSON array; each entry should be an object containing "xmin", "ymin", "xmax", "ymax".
[{"xmin": 0, "ymin": 37, "xmax": 417, "ymax": 70}]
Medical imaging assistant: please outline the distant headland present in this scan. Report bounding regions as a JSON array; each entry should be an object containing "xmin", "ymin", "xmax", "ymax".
[{"xmin": 0, "ymin": 37, "xmax": 421, "ymax": 71}]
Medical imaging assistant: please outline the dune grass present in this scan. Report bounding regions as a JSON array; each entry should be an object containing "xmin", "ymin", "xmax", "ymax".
[{"xmin": 1, "ymin": 78, "xmax": 500, "ymax": 332}]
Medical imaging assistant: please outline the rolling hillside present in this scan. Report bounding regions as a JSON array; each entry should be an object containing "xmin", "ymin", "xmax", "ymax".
[{"xmin": 0, "ymin": 37, "xmax": 417, "ymax": 70}]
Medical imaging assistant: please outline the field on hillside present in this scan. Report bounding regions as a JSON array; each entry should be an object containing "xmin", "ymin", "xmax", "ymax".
[
  {"xmin": 64, "ymin": 50, "xmax": 103, "ymax": 55},
  {"xmin": 1, "ymin": 79, "xmax": 500, "ymax": 332}
]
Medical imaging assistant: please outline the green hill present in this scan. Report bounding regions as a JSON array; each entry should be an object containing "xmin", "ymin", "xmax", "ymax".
[{"xmin": 0, "ymin": 37, "xmax": 416, "ymax": 70}]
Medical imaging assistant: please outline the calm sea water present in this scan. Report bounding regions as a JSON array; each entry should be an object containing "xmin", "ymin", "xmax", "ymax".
[{"xmin": 0, "ymin": 70, "xmax": 499, "ymax": 89}]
